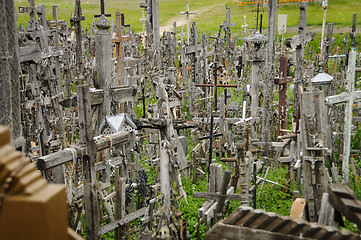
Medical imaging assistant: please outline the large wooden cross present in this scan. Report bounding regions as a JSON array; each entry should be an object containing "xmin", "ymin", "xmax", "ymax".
[
  {"xmin": 325, "ymin": 50, "xmax": 360, "ymax": 184},
  {"xmin": 274, "ymin": 54, "xmax": 292, "ymax": 136},
  {"xmin": 112, "ymin": 10, "xmax": 131, "ymax": 113},
  {"xmin": 179, "ymin": 1, "xmax": 197, "ymax": 45},
  {"xmin": 72, "ymin": 0, "xmax": 85, "ymax": 77}
]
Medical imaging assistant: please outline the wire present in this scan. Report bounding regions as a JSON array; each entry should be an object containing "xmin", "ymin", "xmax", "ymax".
[{"xmin": 233, "ymin": 0, "xmax": 319, "ymax": 6}]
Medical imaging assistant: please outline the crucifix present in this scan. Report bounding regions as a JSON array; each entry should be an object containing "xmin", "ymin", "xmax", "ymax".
[
  {"xmin": 112, "ymin": 10, "xmax": 131, "ymax": 113},
  {"xmin": 94, "ymin": 0, "xmax": 111, "ymax": 18},
  {"xmin": 70, "ymin": 0, "xmax": 85, "ymax": 78},
  {"xmin": 199, "ymin": 115, "xmax": 223, "ymax": 174},
  {"xmin": 325, "ymin": 50, "xmax": 361, "ymax": 184},
  {"xmin": 179, "ymin": 1, "xmax": 197, "ymax": 45}
]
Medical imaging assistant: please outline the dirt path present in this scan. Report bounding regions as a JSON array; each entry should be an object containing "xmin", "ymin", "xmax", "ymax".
[{"xmin": 159, "ymin": 4, "xmax": 222, "ymax": 33}]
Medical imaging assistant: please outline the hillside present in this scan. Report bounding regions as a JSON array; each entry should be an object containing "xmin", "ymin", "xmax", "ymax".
[{"xmin": 14, "ymin": 0, "xmax": 361, "ymax": 35}]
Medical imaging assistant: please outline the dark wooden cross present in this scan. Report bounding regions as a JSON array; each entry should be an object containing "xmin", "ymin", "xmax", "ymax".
[
  {"xmin": 350, "ymin": 13, "xmax": 357, "ymax": 49},
  {"xmin": 199, "ymin": 115, "xmax": 223, "ymax": 173},
  {"xmin": 195, "ymin": 62, "xmax": 237, "ymax": 111},
  {"xmin": 137, "ymin": 79, "xmax": 150, "ymax": 118},
  {"xmin": 112, "ymin": 10, "xmax": 131, "ymax": 113},
  {"xmin": 274, "ymin": 54, "xmax": 292, "ymax": 136},
  {"xmin": 94, "ymin": 0, "xmax": 111, "ymax": 18}
]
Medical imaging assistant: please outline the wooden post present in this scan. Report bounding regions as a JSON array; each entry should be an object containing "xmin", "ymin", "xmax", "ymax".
[
  {"xmin": 77, "ymin": 84, "xmax": 100, "ymax": 240},
  {"xmin": 0, "ymin": 0, "xmax": 23, "ymax": 148},
  {"xmin": 160, "ymin": 147, "xmax": 170, "ymax": 214},
  {"xmin": 262, "ymin": 0, "xmax": 277, "ymax": 152},
  {"xmin": 115, "ymin": 170, "xmax": 126, "ymax": 240}
]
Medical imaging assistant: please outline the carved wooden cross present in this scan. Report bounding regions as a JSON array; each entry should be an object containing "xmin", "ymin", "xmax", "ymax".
[
  {"xmin": 112, "ymin": 10, "xmax": 131, "ymax": 113},
  {"xmin": 70, "ymin": 0, "xmax": 85, "ymax": 76}
]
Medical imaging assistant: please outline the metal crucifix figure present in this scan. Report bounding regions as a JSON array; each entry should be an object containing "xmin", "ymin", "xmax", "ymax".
[{"xmin": 199, "ymin": 115, "xmax": 223, "ymax": 174}]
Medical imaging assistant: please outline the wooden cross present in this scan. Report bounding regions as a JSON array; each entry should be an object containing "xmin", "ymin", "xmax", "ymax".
[
  {"xmin": 350, "ymin": 13, "xmax": 357, "ymax": 49},
  {"xmin": 18, "ymin": 0, "xmax": 36, "ymax": 30},
  {"xmin": 112, "ymin": 10, "xmax": 131, "ymax": 113},
  {"xmin": 193, "ymin": 170, "xmax": 242, "ymax": 219},
  {"xmin": 179, "ymin": 1, "xmax": 197, "ymax": 45},
  {"xmin": 199, "ymin": 115, "xmax": 223, "ymax": 173},
  {"xmin": 70, "ymin": 0, "xmax": 85, "ymax": 77},
  {"xmin": 195, "ymin": 62, "xmax": 237, "ymax": 111},
  {"xmin": 274, "ymin": 54, "xmax": 292, "ymax": 136},
  {"xmin": 220, "ymin": 6, "xmax": 237, "ymax": 31},
  {"xmin": 325, "ymin": 50, "xmax": 361, "ymax": 184},
  {"xmin": 94, "ymin": 0, "xmax": 111, "ymax": 18}
]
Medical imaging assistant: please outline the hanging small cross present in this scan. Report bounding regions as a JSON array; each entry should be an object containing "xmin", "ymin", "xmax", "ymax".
[
  {"xmin": 94, "ymin": 0, "xmax": 111, "ymax": 18},
  {"xmin": 199, "ymin": 115, "xmax": 223, "ymax": 174},
  {"xmin": 179, "ymin": 1, "xmax": 197, "ymax": 45}
]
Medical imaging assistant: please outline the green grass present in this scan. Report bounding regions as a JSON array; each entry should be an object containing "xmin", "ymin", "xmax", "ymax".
[{"xmin": 15, "ymin": 0, "xmax": 361, "ymax": 36}]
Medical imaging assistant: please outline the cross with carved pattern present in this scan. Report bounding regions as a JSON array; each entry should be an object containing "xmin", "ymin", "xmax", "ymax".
[{"xmin": 94, "ymin": 0, "xmax": 111, "ymax": 18}]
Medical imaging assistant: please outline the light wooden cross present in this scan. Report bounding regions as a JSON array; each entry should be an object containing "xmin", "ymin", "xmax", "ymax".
[
  {"xmin": 325, "ymin": 50, "xmax": 360, "ymax": 184},
  {"xmin": 112, "ymin": 10, "xmax": 131, "ymax": 113},
  {"xmin": 179, "ymin": 1, "xmax": 197, "ymax": 45}
]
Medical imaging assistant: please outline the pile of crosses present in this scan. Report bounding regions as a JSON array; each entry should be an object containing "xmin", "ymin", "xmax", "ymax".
[{"xmin": 1, "ymin": 0, "xmax": 361, "ymax": 239}]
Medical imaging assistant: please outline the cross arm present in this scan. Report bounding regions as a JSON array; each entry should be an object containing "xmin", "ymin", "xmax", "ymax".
[
  {"xmin": 325, "ymin": 91, "xmax": 361, "ymax": 105},
  {"xmin": 193, "ymin": 192, "xmax": 242, "ymax": 200},
  {"xmin": 199, "ymin": 132, "xmax": 223, "ymax": 141}
]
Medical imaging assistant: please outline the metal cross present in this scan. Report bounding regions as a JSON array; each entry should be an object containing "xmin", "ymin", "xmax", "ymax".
[
  {"xmin": 137, "ymin": 79, "xmax": 150, "ymax": 118},
  {"xmin": 199, "ymin": 115, "xmax": 223, "ymax": 173}
]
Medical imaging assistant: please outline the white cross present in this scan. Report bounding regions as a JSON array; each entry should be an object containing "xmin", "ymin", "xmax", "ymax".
[{"xmin": 179, "ymin": 1, "xmax": 197, "ymax": 45}]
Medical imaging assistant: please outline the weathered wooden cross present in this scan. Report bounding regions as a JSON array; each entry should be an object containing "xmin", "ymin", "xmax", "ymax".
[
  {"xmin": 112, "ymin": 10, "xmax": 131, "ymax": 113},
  {"xmin": 325, "ymin": 50, "xmax": 360, "ymax": 184},
  {"xmin": 179, "ymin": 1, "xmax": 197, "ymax": 45},
  {"xmin": 70, "ymin": 0, "xmax": 85, "ymax": 77}
]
